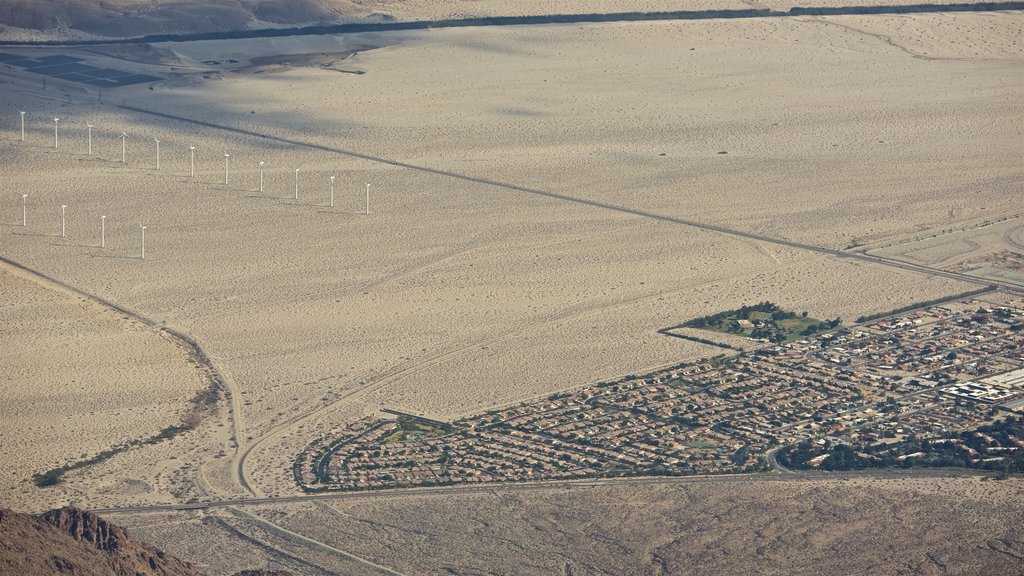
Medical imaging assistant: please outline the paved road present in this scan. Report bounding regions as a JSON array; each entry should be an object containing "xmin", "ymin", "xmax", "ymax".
[
  {"xmin": 91, "ymin": 467, "xmax": 990, "ymax": 516},
  {"xmin": 2, "ymin": 3, "xmax": 1022, "ymax": 47}
]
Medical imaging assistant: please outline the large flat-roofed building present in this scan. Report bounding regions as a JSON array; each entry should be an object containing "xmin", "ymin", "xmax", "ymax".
[
  {"xmin": 982, "ymin": 368, "xmax": 1024, "ymax": 389},
  {"xmin": 943, "ymin": 382, "xmax": 1018, "ymax": 404}
]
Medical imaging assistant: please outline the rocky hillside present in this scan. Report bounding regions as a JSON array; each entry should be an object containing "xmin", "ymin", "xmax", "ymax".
[
  {"xmin": 1, "ymin": 507, "xmax": 199, "ymax": 575},
  {"xmin": 0, "ymin": 507, "xmax": 293, "ymax": 576}
]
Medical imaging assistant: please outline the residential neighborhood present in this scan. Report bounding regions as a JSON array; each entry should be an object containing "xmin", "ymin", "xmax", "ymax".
[{"xmin": 296, "ymin": 297, "xmax": 1024, "ymax": 491}]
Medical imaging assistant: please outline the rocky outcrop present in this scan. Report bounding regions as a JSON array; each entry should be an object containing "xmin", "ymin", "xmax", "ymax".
[
  {"xmin": 1, "ymin": 506, "xmax": 302, "ymax": 575},
  {"xmin": 41, "ymin": 507, "xmax": 132, "ymax": 553},
  {"xmin": 1, "ymin": 507, "xmax": 200, "ymax": 575}
]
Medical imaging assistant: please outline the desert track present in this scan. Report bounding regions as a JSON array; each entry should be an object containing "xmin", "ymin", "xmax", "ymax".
[
  {"xmin": 226, "ymin": 506, "xmax": 409, "ymax": 576},
  {"xmin": 1004, "ymin": 224, "xmax": 1024, "ymax": 251},
  {"xmin": 0, "ymin": 255, "xmax": 253, "ymax": 498}
]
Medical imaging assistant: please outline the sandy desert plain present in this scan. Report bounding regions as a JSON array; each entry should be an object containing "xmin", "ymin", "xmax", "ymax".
[{"xmin": 1, "ymin": 4, "xmax": 1024, "ymax": 574}]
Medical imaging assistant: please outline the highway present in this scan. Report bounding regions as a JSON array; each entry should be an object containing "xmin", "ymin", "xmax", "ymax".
[
  {"xmin": 1, "ymin": 3, "xmax": 1022, "ymax": 47},
  {"xmin": 90, "ymin": 467, "xmax": 990, "ymax": 516}
]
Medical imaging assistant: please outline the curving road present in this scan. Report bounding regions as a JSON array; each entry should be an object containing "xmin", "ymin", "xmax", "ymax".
[
  {"xmin": 1003, "ymin": 224, "xmax": 1024, "ymax": 251},
  {"xmin": 0, "ymin": 255, "xmax": 253, "ymax": 498}
]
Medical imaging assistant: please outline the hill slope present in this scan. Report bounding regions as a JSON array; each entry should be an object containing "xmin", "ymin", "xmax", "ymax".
[{"xmin": 0, "ymin": 507, "xmax": 200, "ymax": 575}]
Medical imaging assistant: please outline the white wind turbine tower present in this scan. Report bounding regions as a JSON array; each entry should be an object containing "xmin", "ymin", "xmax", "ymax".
[
  {"xmin": 329, "ymin": 176, "xmax": 335, "ymax": 207},
  {"xmin": 100, "ymin": 215, "xmax": 106, "ymax": 248},
  {"xmin": 53, "ymin": 117, "xmax": 59, "ymax": 148},
  {"xmin": 154, "ymin": 137, "xmax": 160, "ymax": 170},
  {"xmin": 189, "ymin": 145, "xmax": 196, "ymax": 178},
  {"xmin": 365, "ymin": 183, "xmax": 370, "ymax": 215},
  {"xmin": 120, "ymin": 132, "xmax": 128, "ymax": 164},
  {"xmin": 60, "ymin": 204, "xmax": 67, "ymax": 238},
  {"xmin": 224, "ymin": 153, "xmax": 230, "ymax": 184},
  {"xmin": 86, "ymin": 123, "xmax": 93, "ymax": 155},
  {"xmin": 140, "ymin": 224, "xmax": 146, "ymax": 260},
  {"xmin": 18, "ymin": 111, "xmax": 25, "ymax": 141},
  {"xmin": 293, "ymin": 167, "xmax": 300, "ymax": 200},
  {"xmin": 21, "ymin": 194, "xmax": 27, "ymax": 226},
  {"xmin": 259, "ymin": 161, "xmax": 265, "ymax": 193}
]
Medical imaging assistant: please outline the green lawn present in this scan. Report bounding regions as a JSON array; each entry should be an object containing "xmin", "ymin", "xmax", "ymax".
[
  {"xmin": 382, "ymin": 416, "xmax": 452, "ymax": 443},
  {"xmin": 682, "ymin": 302, "xmax": 838, "ymax": 343},
  {"xmin": 686, "ymin": 441, "xmax": 716, "ymax": 449}
]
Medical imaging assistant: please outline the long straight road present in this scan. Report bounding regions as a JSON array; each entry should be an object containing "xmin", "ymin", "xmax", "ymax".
[
  {"xmin": 91, "ymin": 467, "xmax": 990, "ymax": 516},
  {"xmin": 2, "ymin": 3, "xmax": 1022, "ymax": 47},
  {"xmin": 117, "ymin": 103, "xmax": 1023, "ymax": 297}
]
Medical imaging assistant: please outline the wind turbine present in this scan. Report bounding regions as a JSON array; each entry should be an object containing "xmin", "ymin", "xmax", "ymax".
[
  {"xmin": 224, "ymin": 153, "xmax": 230, "ymax": 184},
  {"xmin": 61, "ymin": 204, "xmax": 66, "ymax": 238},
  {"xmin": 189, "ymin": 145, "xmax": 195, "ymax": 178},
  {"xmin": 86, "ymin": 123, "xmax": 93, "ymax": 155},
  {"xmin": 365, "ymin": 183, "xmax": 370, "ymax": 215},
  {"xmin": 18, "ymin": 111, "xmax": 25, "ymax": 141},
  {"xmin": 21, "ymin": 194, "xmax": 27, "ymax": 226},
  {"xmin": 259, "ymin": 161, "xmax": 265, "ymax": 193},
  {"xmin": 329, "ymin": 176, "xmax": 335, "ymax": 208},
  {"xmin": 100, "ymin": 215, "xmax": 106, "ymax": 248},
  {"xmin": 120, "ymin": 132, "xmax": 127, "ymax": 164},
  {"xmin": 294, "ymin": 167, "xmax": 300, "ymax": 201},
  {"xmin": 154, "ymin": 137, "xmax": 160, "ymax": 170},
  {"xmin": 140, "ymin": 225, "xmax": 146, "ymax": 260},
  {"xmin": 53, "ymin": 117, "xmax": 59, "ymax": 148}
]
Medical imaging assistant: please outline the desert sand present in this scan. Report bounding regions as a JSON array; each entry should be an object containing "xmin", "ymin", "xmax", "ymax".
[
  {"xmin": 1, "ymin": 6, "xmax": 1022, "ymax": 574},
  {"xmin": 0, "ymin": 264, "xmax": 207, "ymax": 511}
]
